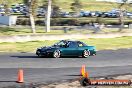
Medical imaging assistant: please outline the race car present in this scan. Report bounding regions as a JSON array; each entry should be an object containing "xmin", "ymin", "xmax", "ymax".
[{"xmin": 36, "ymin": 40, "xmax": 96, "ymax": 58}]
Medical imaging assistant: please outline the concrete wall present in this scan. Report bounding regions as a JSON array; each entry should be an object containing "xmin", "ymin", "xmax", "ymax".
[{"xmin": 0, "ymin": 16, "xmax": 17, "ymax": 26}]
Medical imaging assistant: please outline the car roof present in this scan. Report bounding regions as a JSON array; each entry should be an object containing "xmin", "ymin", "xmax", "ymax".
[{"xmin": 61, "ymin": 40, "xmax": 80, "ymax": 43}]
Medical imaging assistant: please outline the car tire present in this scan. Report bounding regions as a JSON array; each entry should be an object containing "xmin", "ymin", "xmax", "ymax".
[
  {"xmin": 53, "ymin": 50, "xmax": 61, "ymax": 58},
  {"xmin": 82, "ymin": 50, "xmax": 90, "ymax": 58},
  {"xmin": 36, "ymin": 50, "xmax": 42, "ymax": 57}
]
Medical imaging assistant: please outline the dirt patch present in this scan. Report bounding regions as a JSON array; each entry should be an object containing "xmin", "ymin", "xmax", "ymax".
[
  {"xmin": 3, "ymin": 75, "xmax": 132, "ymax": 88},
  {"xmin": 39, "ymin": 75, "xmax": 132, "ymax": 88},
  {"xmin": 40, "ymin": 81, "xmax": 82, "ymax": 88}
]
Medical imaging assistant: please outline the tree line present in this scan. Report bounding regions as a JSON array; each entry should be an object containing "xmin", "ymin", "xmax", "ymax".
[{"xmin": 1, "ymin": 0, "xmax": 132, "ymax": 33}]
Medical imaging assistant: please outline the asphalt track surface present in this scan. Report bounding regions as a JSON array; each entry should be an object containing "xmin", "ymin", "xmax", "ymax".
[{"xmin": 0, "ymin": 49, "xmax": 132, "ymax": 87}]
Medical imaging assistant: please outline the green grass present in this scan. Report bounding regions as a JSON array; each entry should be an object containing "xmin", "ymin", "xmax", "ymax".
[
  {"xmin": 0, "ymin": 36, "xmax": 132, "ymax": 52},
  {"xmin": 81, "ymin": 36, "xmax": 132, "ymax": 50},
  {"xmin": 0, "ymin": 0, "xmax": 132, "ymax": 12},
  {"xmin": 0, "ymin": 27, "xmax": 61, "ymax": 35},
  {"xmin": 0, "ymin": 27, "xmax": 93, "ymax": 36}
]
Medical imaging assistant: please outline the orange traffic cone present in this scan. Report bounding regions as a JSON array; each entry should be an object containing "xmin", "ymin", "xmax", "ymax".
[
  {"xmin": 17, "ymin": 69, "xmax": 24, "ymax": 83},
  {"xmin": 84, "ymin": 72, "xmax": 89, "ymax": 78},
  {"xmin": 80, "ymin": 65, "xmax": 86, "ymax": 76}
]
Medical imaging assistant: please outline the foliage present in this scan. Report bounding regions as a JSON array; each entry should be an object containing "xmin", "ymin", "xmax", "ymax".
[
  {"xmin": 95, "ymin": 17, "xmax": 106, "ymax": 24},
  {"xmin": 118, "ymin": 0, "xmax": 129, "ymax": 31},
  {"xmin": 71, "ymin": 0, "xmax": 82, "ymax": 12},
  {"xmin": 41, "ymin": 0, "xmax": 48, "ymax": 9},
  {"xmin": 23, "ymin": 0, "xmax": 38, "ymax": 33},
  {"xmin": 42, "ymin": 0, "xmax": 61, "ymax": 17},
  {"xmin": 1, "ymin": 0, "xmax": 132, "ymax": 11},
  {"xmin": 16, "ymin": 19, "xmax": 30, "ymax": 25},
  {"xmin": 30, "ymin": 0, "xmax": 39, "ymax": 17},
  {"xmin": 23, "ymin": 0, "xmax": 28, "ymax": 5},
  {"xmin": 0, "ymin": 0, "xmax": 10, "ymax": 15},
  {"xmin": 16, "ymin": 18, "xmax": 132, "ymax": 26}
]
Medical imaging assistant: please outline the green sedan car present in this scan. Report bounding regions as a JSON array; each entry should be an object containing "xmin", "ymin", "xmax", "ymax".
[{"xmin": 36, "ymin": 40, "xmax": 96, "ymax": 58}]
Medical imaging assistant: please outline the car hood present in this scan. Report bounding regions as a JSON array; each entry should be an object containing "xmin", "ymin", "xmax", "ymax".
[{"xmin": 38, "ymin": 46, "xmax": 58, "ymax": 51}]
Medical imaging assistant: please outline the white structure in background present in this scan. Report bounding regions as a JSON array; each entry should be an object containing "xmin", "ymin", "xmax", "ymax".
[
  {"xmin": 0, "ymin": 16, "xmax": 17, "ymax": 26},
  {"xmin": 96, "ymin": 0, "xmax": 132, "ymax": 3}
]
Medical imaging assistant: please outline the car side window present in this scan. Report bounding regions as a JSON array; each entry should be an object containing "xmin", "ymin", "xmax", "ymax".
[
  {"xmin": 77, "ymin": 42, "xmax": 86, "ymax": 47},
  {"xmin": 68, "ymin": 42, "xmax": 78, "ymax": 48},
  {"xmin": 78, "ymin": 43, "xmax": 83, "ymax": 47}
]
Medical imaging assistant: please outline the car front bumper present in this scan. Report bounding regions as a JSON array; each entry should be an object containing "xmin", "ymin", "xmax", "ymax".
[{"xmin": 36, "ymin": 50, "xmax": 53, "ymax": 57}]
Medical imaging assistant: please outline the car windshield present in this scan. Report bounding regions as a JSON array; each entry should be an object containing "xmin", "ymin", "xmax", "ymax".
[{"xmin": 52, "ymin": 41, "xmax": 67, "ymax": 47}]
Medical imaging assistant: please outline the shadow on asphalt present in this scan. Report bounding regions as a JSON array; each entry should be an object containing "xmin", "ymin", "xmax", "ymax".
[
  {"xmin": 0, "ymin": 81, "xmax": 16, "ymax": 83},
  {"xmin": 11, "ymin": 56, "xmax": 39, "ymax": 58},
  {"xmin": 11, "ymin": 55, "xmax": 83, "ymax": 59},
  {"xmin": 65, "ymin": 75, "xmax": 81, "ymax": 76}
]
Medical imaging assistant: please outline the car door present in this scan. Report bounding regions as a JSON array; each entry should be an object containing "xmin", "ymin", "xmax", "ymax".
[
  {"xmin": 62, "ymin": 41, "xmax": 78, "ymax": 56},
  {"xmin": 76, "ymin": 41, "xmax": 87, "ymax": 56}
]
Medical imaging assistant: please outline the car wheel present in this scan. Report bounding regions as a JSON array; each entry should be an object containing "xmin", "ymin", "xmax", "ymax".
[
  {"xmin": 53, "ymin": 50, "xmax": 61, "ymax": 58},
  {"xmin": 36, "ymin": 50, "xmax": 42, "ymax": 57},
  {"xmin": 83, "ymin": 50, "xmax": 90, "ymax": 58}
]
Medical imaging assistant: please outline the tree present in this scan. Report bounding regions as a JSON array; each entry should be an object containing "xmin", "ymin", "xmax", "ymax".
[
  {"xmin": 43, "ymin": 0, "xmax": 60, "ymax": 17},
  {"xmin": 71, "ymin": 0, "xmax": 82, "ymax": 14},
  {"xmin": 118, "ymin": 0, "xmax": 128, "ymax": 31},
  {"xmin": 52, "ymin": 0, "xmax": 61, "ymax": 17},
  {"xmin": 29, "ymin": 0, "xmax": 38, "ymax": 33},
  {"xmin": 43, "ymin": 0, "xmax": 61, "ymax": 32},
  {"xmin": 1, "ymin": 0, "xmax": 10, "ymax": 15},
  {"xmin": 23, "ymin": 0, "xmax": 38, "ymax": 33},
  {"xmin": 107, "ymin": 0, "xmax": 130, "ymax": 31},
  {"xmin": 45, "ymin": 0, "xmax": 52, "ymax": 32}
]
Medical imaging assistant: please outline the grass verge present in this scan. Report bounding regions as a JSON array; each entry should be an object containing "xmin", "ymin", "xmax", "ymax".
[
  {"xmin": 0, "ymin": 26, "xmax": 132, "ymax": 36},
  {"xmin": 0, "ymin": 36, "xmax": 132, "ymax": 52}
]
